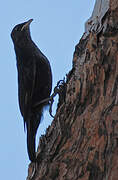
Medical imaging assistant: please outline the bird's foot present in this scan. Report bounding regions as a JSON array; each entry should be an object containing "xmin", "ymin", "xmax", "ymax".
[
  {"xmin": 33, "ymin": 79, "xmax": 65, "ymax": 118},
  {"xmin": 48, "ymin": 80, "xmax": 65, "ymax": 117}
]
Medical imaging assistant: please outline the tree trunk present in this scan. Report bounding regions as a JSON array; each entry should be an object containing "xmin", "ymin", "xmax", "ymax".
[{"xmin": 27, "ymin": 0, "xmax": 118, "ymax": 179}]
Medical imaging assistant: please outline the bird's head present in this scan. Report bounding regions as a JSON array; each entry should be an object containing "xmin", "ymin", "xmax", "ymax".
[{"xmin": 11, "ymin": 19, "xmax": 33, "ymax": 47}]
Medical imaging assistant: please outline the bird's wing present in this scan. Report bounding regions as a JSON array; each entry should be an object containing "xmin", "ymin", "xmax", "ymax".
[{"xmin": 17, "ymin": 59, "xmax": 36, "ymax": 128}]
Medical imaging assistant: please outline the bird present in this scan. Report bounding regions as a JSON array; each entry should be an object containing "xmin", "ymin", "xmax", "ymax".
[{"xmin": 11, "ymin": 19, "xmax": 52, "ymax": 162}]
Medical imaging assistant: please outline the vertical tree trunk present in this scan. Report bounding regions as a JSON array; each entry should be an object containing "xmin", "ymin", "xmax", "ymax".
[{"xmin": 27, "ymin": 0, "xmax": 118, "ymax": 179}]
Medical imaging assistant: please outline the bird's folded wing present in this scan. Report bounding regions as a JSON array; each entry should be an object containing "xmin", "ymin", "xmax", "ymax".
[{"xmin": 17, "ymin": 60, "xmax": 36, "ymax": 125}]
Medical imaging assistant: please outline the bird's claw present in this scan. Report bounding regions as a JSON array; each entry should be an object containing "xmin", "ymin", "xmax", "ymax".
[
  {"xmin": 48, "ymin": 79, "xmax": 65, "ymax": 117},
  {"xmin": 33, "ymin": 79, "xmax": 65, "ymax": 118}
]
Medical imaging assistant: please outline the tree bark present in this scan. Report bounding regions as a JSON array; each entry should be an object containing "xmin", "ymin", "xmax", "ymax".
[{"xmin": 27, "ymin": 0, "xmax": 118, "ymax": 179}]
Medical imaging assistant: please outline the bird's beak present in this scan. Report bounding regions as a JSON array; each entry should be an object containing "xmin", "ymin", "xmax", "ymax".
[{"xmin": 21, "ymin": 19, "xmax": 33, "ymax": 31}]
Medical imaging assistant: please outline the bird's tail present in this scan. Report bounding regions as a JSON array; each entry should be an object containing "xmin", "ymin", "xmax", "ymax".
[{"xmin": 26, "ymin": 110, "xmax": 42, "ymax": 162}]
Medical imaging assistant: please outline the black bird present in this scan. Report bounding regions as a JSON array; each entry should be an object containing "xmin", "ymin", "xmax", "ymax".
[{"xmin": 11, "ymin": 19, "xmax": 52, "ymax": 162}]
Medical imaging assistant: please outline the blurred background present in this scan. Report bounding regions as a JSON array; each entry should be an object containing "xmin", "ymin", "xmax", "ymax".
[{"xmin": 0, "ymin": 1, "xmax": 95, "ymax": 179}]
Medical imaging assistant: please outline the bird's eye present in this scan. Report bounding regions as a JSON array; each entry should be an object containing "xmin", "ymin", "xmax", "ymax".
[
  {"xmin": 14, "ymin": 26, "xmax": 19, "ymax": 31},
  {"xmin": 14, "ymin": 26, "xmax": 21, "ymax": 31}
]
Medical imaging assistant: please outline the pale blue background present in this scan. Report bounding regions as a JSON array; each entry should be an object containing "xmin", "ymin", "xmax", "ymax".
[{"xmin": 0, "ymin": 1, "xmax": 95, "ymax": 179}]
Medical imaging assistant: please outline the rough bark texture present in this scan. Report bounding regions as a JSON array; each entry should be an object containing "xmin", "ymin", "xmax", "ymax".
[{"xmin": 27, "ymin": 1, "xmax": 118, "ymax": 179}]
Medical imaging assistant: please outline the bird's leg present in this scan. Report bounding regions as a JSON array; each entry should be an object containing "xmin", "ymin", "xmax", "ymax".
[
  {"xmin": 34, "ymin": 97, "xmax": 51, "ymax": 106},
  {"xmin": 48, "ymin": 80, "xmax": 64, "ymax": 117},
  {"xmin": 49, "ymin": 79, "xmax": 66, "ymax": 117},
  {"xmin": 49, "ymin": 97, "xmax": 54, "ymax": 118},
  {"xmin": 33, "ymin": 80, "xmax": 66, "ymax": 118}
]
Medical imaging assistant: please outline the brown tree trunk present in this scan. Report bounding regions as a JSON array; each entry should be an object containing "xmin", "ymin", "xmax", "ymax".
[{"xmin": 27, "ymin": 0, "xmax": 118, "ymax": 179}]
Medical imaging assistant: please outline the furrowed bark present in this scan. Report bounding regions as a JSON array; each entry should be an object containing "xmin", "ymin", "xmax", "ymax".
[{"xmin": 27, "ymin": 1, "xmax": 118, "ymax": 179}]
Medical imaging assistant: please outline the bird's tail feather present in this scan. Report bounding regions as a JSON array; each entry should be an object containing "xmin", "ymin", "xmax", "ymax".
[
  {"xmin": 27, "ymin": 121, "xmax": 36, "ymax": 162},
  {"xmin": 26, "ymin": 110, "xmax": 42, "ymax": 162}
]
